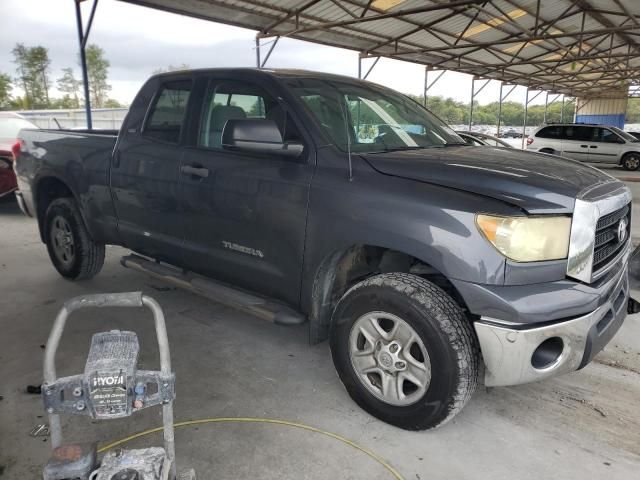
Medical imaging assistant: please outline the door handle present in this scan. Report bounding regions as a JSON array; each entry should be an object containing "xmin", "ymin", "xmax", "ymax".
[
  {"xmin": 580, "ymin": 145, "xmax": 588, "ymax": 148},
  {"xmin": 180, "ymin": 165, "xmax": 209, "ymax": 178},
  {"xmin": 589, "ymin": 145, "xmax": 598, "ymax": 149}
]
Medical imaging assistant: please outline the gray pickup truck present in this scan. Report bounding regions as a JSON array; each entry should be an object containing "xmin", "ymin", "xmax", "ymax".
[{"xmin": 14, "ymin": 68, "xmax": 634, "ymax": 430}]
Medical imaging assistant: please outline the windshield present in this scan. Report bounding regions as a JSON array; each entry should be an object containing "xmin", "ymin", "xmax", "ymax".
[
  {"xmin": 611, "ymin": 126, "xmax": 639, "ymax": 142},
  {"xmin": 287, "ymin": 78, "xmax": 465, "ymax": 153},
  {"xmin": 0, "ymin": 116, "xmax": 38, "ymax": 139}
]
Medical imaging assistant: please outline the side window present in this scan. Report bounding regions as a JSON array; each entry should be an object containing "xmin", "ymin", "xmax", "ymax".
[
  {"xmin": 143, "ymin": 81, "xmax": 192, "ymax": 144},
  {"xmin": 537, "ymin": 126, "xmax": 561, "ymax": 139},
  {"xmin": 199, "ymin": 80, "xmax": 302, "ymax": 149},
  {"xmin": 563, "ymin": 126, "xmax": 592, "ymax": 141},
  {"xmin": 600, "ymin": 128, "xmax": 622, "ymax": 144}
]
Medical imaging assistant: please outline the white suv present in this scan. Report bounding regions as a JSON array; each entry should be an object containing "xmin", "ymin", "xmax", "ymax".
[{"xmin": 527, "ymin": 123, "xmax": 640, "ymax": 170}]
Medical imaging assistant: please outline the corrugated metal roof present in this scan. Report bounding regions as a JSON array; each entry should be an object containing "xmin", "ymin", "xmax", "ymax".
[{"xmin": 121, "ymin": 0, "xmax": 640, "ymax": 97}]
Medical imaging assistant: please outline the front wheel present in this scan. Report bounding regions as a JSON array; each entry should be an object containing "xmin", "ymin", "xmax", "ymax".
[
  {"xmin": 622, "ymin": 153, "xmax": 640, "ymax": 171},
  {"xmin": 330, "ymin": 273, "xmax": 478, "ymax": 430},
  {"xmin": 44, "ymin": 197, "xmax": 105, "ymax": 280}
]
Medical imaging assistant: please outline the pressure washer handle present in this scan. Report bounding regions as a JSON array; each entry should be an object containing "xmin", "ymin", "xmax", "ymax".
[
  {"xmin": 42, "ymin": 292, "xmax": 174, "ymax": 466},
  {"xmin": 43, "ymin": 292, "xmax": 172, "ymax": 384}
]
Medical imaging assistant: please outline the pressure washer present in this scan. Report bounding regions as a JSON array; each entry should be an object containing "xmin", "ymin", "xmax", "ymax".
[{"xmin": 41, "ymin": 292, "xmax": 196, "ymax": 480}]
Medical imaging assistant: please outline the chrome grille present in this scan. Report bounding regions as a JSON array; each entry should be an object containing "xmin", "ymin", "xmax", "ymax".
[{"xmin": 592, "ymin": 203, "xmax": 630, "ymax": 276}]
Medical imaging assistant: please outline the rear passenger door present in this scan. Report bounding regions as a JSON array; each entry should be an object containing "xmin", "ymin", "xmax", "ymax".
[
  {"xmin": 111, "ymin": 79, "xmax": 192, "ymax": 264},
  {"xmin": 561, "ymin": 125, "xmax": 591, "ymax": 162},
  {"xmin": 179, "ymin": 76, "xmax": 314, "ymax": 306}
]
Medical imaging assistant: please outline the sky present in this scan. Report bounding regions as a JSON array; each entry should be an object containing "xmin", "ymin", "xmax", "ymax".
[{"xmin": 0, "ymin": 0, "xmax": 547, "ymax": 106}]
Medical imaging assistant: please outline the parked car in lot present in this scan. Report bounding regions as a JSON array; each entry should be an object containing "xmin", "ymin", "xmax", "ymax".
[
  {"xmin": 13, "ymin": 69, "xmax": 634, "ymax": 430},
  {"xmin": 626, "ymin": 131, "xmax": 640, "ymax": 141},
  {"xmin": 0, "ymin": 112, "xmax": 38, "ymax": 198},
  {"xmin": 528, "ymin": 123, "xmax": 640, "ymax": 170},
  {"xmin": 456, "ymin": 130, "xmax": 514, "ymax": 148},
  {"xmin": 500, "ymin": 128, "xmax": 522, "ymax": 138}
]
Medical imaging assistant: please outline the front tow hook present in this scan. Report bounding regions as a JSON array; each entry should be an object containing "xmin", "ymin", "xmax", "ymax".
[{"xmin": 627, "ymin": 297, "xmax": 640, "ymax": 314}]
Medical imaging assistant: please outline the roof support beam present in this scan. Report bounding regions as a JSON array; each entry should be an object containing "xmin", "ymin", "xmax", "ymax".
[{"xmin": 75, "ymin": 0, "xmax": 99, "ymax": 130}]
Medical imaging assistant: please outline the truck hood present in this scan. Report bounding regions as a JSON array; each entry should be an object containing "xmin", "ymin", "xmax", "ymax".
[{"xmin": 360, "ymin": 145, "xmax": 619, "ymax": 213}]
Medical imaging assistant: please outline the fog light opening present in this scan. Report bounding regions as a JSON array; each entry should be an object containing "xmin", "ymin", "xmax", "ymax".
[{"xmin": 531, "ymin": 337, "xmax": 564, "ymax": 370}]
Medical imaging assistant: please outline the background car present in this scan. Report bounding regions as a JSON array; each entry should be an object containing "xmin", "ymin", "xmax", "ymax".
[
  {"xmin": 627, "ymin": 131, "xmax": 640, "ymax": 140},
  {"xmin": 527, "ymin": 123, "xmax": 640, "ymax": 170},
  {"xmin": 456, "ymin": 131, "xmax": 514, "ymax": 148},
  {"xmin": 500, "ymin": 129, "xmax": 522, "ymax": 138},
  {"xmin": 0, "ymin": 112, "xmax": 38, "ymax": 199}
]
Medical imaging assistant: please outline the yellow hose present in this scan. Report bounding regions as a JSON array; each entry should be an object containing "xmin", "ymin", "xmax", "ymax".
[{"xmin": 98, "ymin": 417, "xmax": 404, "ymax": 480}]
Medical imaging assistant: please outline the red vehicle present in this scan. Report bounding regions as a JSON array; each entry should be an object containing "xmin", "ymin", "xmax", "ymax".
[{"xmin": 0, "ymin": 112, "xmax": 38, "ymax": 198}]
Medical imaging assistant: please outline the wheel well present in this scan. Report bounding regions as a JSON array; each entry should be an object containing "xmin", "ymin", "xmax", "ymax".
[
  {"xmin": 539, "ymin": 148, "xmax": 554, "ymax": 153},
  {"xmin": 35, "ymin": 177, "xmax": 74, "ymax": 242},
  {"xmin": 309, "ymin": 245, "xmax": 469, "ymax": 344},
  {"xmin": 620, "ymin": 151, "xmax": 640, "ymax": 164}
]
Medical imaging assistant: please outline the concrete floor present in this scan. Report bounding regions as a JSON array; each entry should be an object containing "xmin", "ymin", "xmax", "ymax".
[{"xmin": 1, "ymin": 189, "xmax": 639, "ymax": 480}]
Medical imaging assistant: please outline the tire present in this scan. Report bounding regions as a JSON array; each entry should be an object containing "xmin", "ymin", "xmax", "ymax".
[
  {"xmin": 622, "ymin": 153, "xmax": 640, "ymax": 171},
  {"xmin": 44, "ymin": 197, "xmax": 105, "ymax": 280},
  {"xmin": 330, "ymin": 273, "xmax": 478, "ymax": 430}
]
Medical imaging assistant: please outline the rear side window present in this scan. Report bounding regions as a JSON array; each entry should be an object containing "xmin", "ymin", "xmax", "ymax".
[
  {"xmin": 536, "ymin": 126, "xmax": 561, "ymax": 139},
  {"xmin": 143, "ymin": 81, "xmax": 192, "ymax": 144},
  {"xmin": 563, "ymin": 125, "xmax": 593, "ymax": 141}
]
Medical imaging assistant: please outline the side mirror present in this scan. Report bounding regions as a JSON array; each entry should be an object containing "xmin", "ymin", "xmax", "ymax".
[{"xmin": 222, "ymin": 118, "xmax": 303, "ymax": 158}]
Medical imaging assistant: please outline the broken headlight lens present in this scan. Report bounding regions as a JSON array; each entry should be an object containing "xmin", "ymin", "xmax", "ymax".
[{"xmin": 475, "ymin": 214, "xmax": 571, "ymax": 262}]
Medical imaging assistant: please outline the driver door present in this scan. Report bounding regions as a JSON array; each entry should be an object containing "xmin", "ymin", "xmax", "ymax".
[{"xmin": 179, "ymin": 76, "xmax": 314, "ymax": 306}]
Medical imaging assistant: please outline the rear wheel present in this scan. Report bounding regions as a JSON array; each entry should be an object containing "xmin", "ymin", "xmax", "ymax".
[
  {"xmin": 622, "ymin": 153, "xmax": 640, "ymax": 171},
  {"xmin": 44, "ymin": 197, "xmax": 105, "ymax": 280},
  {"xmin": 330, "ymin": 273, "xmax": 478, "ymax": 430}
]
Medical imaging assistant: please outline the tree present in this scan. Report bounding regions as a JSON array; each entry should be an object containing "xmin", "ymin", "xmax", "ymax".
[
  {"xmin": 152, "ymin": 63, "xmax": 190, "ymax": 75},
  {"xmin": 85, "ymin": 44, "xmax": 111, "ymax": 108},
  {"xmin": 104, "ymin": 98, "xmax": 124, "ymax": 108},
  {"xmin": 57, "ymin": 68, "xmax": 82, "ymax": 108},
  {"xmin": 0, "ymin": 73, "xmax": 12, "ymax": 110},
  {"xmin": 12, "ymin": 43, "xmax": 51, "ymax": 109}
]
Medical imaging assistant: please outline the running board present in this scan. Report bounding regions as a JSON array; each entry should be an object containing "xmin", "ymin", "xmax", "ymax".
[{"xmin": 121, "ymin": 254, "xmax": 306, "ymax": 326}]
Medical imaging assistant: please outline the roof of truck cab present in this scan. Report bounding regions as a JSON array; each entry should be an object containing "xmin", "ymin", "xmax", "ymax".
[{"xmin": 155, "ymin": 67, "xmax": 376, "ymax": 85}]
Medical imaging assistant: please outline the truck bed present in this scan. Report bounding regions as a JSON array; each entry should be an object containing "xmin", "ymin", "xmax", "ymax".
[{"xmin": 15, "ymin": 127, "xmax": 120, "ymax": 244}]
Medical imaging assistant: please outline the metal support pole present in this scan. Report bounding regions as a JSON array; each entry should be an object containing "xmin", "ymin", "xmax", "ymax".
[
  {"xmin": 544, "ymin": 91, "xmax": 549, "ymax": 124},
  {"xmin": 75, "ymin": 0, "xmax": 93, "ymax": 129},
  {"xmin": 362, "ymin": 56, "xmax": 380, "ymax": 80},
  {"xmin": 561, "ymin": 95, "xmax": 565, "ymax": 122},
  {"xmin": 469, "ymin": 78, "xmax": 490, "ymax": 131},
  {"xmin": 357, "ymin": 56, "xmax": 362, "ymax": 79},
  {"xmin": 469, "ymin": 77, "xmax": 475, "ymax": 131},
  {"xmin": 497, "ymin": 82, "xmax": 503, "ymax": 137},
  {"xmin": 497, "ymin": 83, "xmax": 517, "ymax": 137},
  {"xmin": 423, "ymin": 69, "xmax": 445, "ymax": 109},
  {"xmin": 260, "ymin": 36, "xmax": 280, "ymax": 68},
  {"xmin": 255, "ymin": 37, "xmax": 261, "ymax": 68},
  {"xmin": 423, "ymin": 67, "xmax": 428, "ymax": 107},
  {"xmin": 522, "ymin": 88, "xmax": 529, "ymax": 149}
]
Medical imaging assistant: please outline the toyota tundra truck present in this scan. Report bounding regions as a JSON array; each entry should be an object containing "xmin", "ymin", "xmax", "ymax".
[{"xmin": 13, "ymin": 68, "xmax": 634, "ymax": 430}]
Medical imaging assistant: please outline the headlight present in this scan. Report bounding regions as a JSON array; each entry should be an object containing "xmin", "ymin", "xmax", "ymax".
[{"xmin": 475, "ymin": 214, "xmax": 571, "ymax": 262}]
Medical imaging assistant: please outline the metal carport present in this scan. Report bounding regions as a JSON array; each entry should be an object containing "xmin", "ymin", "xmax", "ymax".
[{"xmin": 74, "ymin": 0, "xmax": 640, "ymax": 129}]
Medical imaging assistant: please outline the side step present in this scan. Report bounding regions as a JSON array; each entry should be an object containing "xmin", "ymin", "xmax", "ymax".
[{"xmin": 121, "ymin": 254, "xmax": 306, "ymax": 326}]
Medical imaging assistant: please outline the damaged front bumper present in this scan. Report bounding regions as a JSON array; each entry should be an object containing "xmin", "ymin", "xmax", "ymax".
[{"xmin": 475, "ymin": 264, "xmax": 630, "ymax": 387}]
